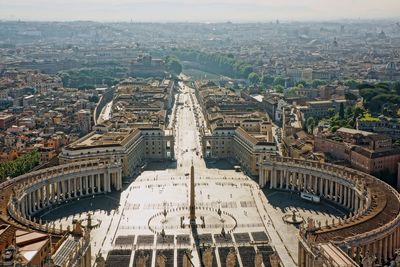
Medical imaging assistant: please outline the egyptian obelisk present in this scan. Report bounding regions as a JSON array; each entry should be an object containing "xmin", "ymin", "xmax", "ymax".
[{"xmin": 189, "ymin": 162, "xmax": 196, "ymax": 222}]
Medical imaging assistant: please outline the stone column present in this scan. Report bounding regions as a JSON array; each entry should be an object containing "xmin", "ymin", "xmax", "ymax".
[
  {"xmin": 21, "ymin": 199, "xmax": 26, "ymax": 216},
  {"xmin": 360, "ymin": 196, "xmax": 364, "ymax": 210},
  {"xmin": 270, "ymin": 169, "xmax": 275, "ymax": 189},
  {"xmin": 324, "ymin": 179, "xmax": 328, "ymax": 198},
  {"xmin": 389, "ymin": 233, "xmax": 393, "ymax": 259},
  {"xmin": 262, "ymin": 169, "xmax": 269, "ymax": 188},
  {"xmin": 33, "ymin": 190, "xmax": 37, "ymax": 212},
  {"xmin": 73, "ymin": 177, "xmax": 76, "ymax": 196},
  {"xmin": 90, "ymin": 175, "xmax": 94, "ymax": 193},
  {"xmin": 303, "ymin": 174, "xmax": 307, "ymax": 191},
  {"xmin": 26, "ymin": 193, "xmax": 30, "ymax": 214},
  {"xmin": 36, "ymin": 189, "xmax": 40, "ymax": 210},
  {"xmin": 314, "ymin": 176, "xmax": 318, "ymax": 194},
  {"xmin": 319, "ymin": 178, "xmax": 323, "ymax": 196},
  {"xmin": 85, "ymin": 176, "xmax": 89, "ymax": 195},
  {"xmin": 329, "ymin": 180, "xmax": 333, "ymax": 200},
  {"xmin": 61, "ymin": 180, "xmax": 66, "ymax": 200},
  {"xmin": 264, "ymin": 169, "xmax": 269, "ymax": 188},
  {"xmin": 50, "ymin": 183, "xmax": 54, "ymax": 203},
  {"xmin": 79, "ymin": 176, "xmax": 83, "ymax": 196},
  {"xmin": 45, "ymin": 184, "xmax": 49, "ymax": 206},
  {"xmin": 286, "ymin": 171, "xmax": 290, "ymax": 190},
  {"xmin": 118, "ymin": 172, "xmax": 122, "ymax": 190},
  {"xmin": 107, "ymin": 173, "xmax": 111, "ymax": 192},
  {"xmin": 97, "ymin": 174, "xmax": 101, "ymax": 193},
  {"xmin": 347, "ymin": 187, "xmax": 351, "ymax": 208},
  {"xmin": 334, "ymin": 182, "xmax": 338, "ymax": 202},
  {"xmin": 383, "ymin": 236, "xmax": 388, "ymax": 262},
  {"xmin": 292, "ymin": 172, "xmax": 297, "ymax": 191},
  {"xmin": 68, "ymin": 178, "xmax": 72, "ymax": 198}
]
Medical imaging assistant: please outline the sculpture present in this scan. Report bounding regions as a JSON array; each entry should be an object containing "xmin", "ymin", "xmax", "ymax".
[
  {"xmin": 202, "ymin": 247, "xmax": 213, "ymax": 267},
  {"xmin": 269, "ymin": 253, "xmax": 280, "ymax": 267},
  {"xmin": 135, "ymin": 252, "xmax": 149, "ymax": 267},
  {"xmin": 306, "ymin": 217, "xmax": 315, "ymax": 231},
  {"xmin": 395, "ymin": 249, "xmax": 400, "ymax": 266},
  {"xmin": 361, "ymin": 251, "xmax": 376, "ymax": 267},
  {"xmin": 254, "ymin": 251, "xmax": 263, "ymax": 267},
  {"xmin": 182, "ymin": 250, "xmax": 193, "ymax": 267},
  {"xmin": 156, "ymin": 253, "xmax": 167, "ymax": 267},
  {"xmin": 95, "ymin": 252, "xmax": 105, "ymax": 267},
  {"xmin": 226, "ymin": 248, "xmax": 236, "ymax": 267}
]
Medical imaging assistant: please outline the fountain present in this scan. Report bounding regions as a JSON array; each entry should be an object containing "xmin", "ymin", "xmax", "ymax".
[{"xmin": 282, "ymin": 210, "xmax": 304, "ymax": 225}]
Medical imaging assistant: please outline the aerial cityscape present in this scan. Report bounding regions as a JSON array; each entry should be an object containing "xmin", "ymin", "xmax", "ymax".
[{"xmin": 0, "ymin": 1, "xmax": 400, "ymax": 267}]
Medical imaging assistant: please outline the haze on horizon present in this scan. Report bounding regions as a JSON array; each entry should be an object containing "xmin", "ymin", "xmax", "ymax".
[{"xmin": 1, "ymin": 0, "xmax": 400, "ymax": 22}]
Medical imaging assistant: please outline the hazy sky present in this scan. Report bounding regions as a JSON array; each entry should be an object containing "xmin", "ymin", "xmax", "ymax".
[{"xmin": 1, "ymin": 0, "xmax": 400, "ymax": 22}]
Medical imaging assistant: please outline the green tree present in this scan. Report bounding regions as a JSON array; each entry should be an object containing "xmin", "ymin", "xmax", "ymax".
[
  {"xmin": 286, "ymin": 87, "xmax": 299, "ymax": 96},
  {"xmin": 273, "ymin": 76, "xmax": 285, "ymax": 87},
  {"xmin": 392, "ymin": 82, "xmax": 400, "ymax": 95},
  {"xmin": 0, "ymin": 150, "xmax": 41, "ymax": 181},
  {"xmin": 306, "ymin": 117, "xmax": 316, "ymax": 134},
  {"xmin": 339, "ymin": 102, "xmax": 345, "ymax": 119},
  {"xmin": 312, "ymin": 79, "xmax": 326, "ymax": 88},
  {"xmin": 248, "ymin": 72, "xmax": 260, "ymax": 85},
  {"xmin": 274, "ymin": 85, "xmax": 284, "ymax": 93},
  {"xmin": 344, "ymin": 79, "xmax": 360, "ymax": 89},
  {"xmin": 327, "ymin": 108, "xmax": 336, "ymax": 118},
  {"xmin": 261, "ymin": 75, "xmax": 274, "ymax": 86},
  {"xmin": 89, "ymin": 95, "xmax": 99, "ymax": 103},
  {"xmin": 165, "ymin": 56, "xmax": 182, "ymax": 75}
]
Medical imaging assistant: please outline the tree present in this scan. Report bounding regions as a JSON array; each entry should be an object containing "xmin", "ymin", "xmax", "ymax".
[
  {"xmin": 0, "ymin": 150, "xmax": 41, "ymax": 181},
  {"xmin": 312, "ymin": 79, "xmax": 326, "ymax": 88},
  {"xmin": 240, "ymin": 65, "xmax": 253, "ymax": 78},
  {"xmin": 392, "ymin": 82, "xmax": 400, "ymax": 95},
  {"xmin": 248, "ymin": 72, "xmax": 260, "ymax": 85},
  {"xmin": 306, "ymin": 117, "xmax": 316, "ymax": 134},
  {"xmin": 273, "ymin": 76, "xmax": 285, "ymax": 87},
  {"xmin": 327, "ymin": 108, "xmax": 336, "ymax": 118},
  {"xmin": 274, "ymin": 85, "xmax": 284, "ymax": 93},
  {"xmin": 339, "ymin": 102, "xmax": 345, "ymax": 119},
  {"xmin": 345, "ymin": 92, "xmax": 357, "ymax": 101},
  {"xmin": 164, "ymin": 56, "xmax": 182, "ymax": 75},
  {"xmin": 344, "ymin": 79, "xmax": 360, "ymax": 89},
  {"xmin": 286, "ymin": 87, "xmax": 299, "ymax": 96},
  {"xmin": 261, "ymin": 75, "xmax": 274, "ymax": 86},
  {"xmin": 89, "ymin": 95, "xmax": 99, "ymax": 103}
]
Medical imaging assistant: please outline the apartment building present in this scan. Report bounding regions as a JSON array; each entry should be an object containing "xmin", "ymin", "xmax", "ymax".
[{"xmin": 314, "ymin": 127, "xmax": 400, "ymax": 187}]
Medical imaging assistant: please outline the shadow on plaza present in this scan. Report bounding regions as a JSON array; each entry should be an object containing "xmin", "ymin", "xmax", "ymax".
[
  {"xmin": 145, "ymin": 160, "xmax": 177, "ymax": 171},
  {"xmin": 262, "ymin": 188, "xmax": 347, "ymax": 218},
  {"xmin": 204, "ymin": 159, "xmax": 236, "ymax": 170},
  {"xmin": 35, "ymin": 191, "xmax": 122, "ymax": 221}
]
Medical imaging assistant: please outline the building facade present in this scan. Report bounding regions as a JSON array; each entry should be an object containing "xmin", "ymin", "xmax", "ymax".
[
  {"xmin": 59, "ymin": 127, "xmax": 174, "ymax": 177},
  {"xmin": 203, "ymin": 126, "xmax": 276, "ymax": 176}
]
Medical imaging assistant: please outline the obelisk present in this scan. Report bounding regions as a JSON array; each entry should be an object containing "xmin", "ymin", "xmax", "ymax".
[{"xmin": 189, "ymin": 163, "xmax": 196, "ymax": 222}]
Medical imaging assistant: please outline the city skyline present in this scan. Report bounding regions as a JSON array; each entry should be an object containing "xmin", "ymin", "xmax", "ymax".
[{"xmin": 1, "ymin": 0, "xmax": 400, "ymax": 22}]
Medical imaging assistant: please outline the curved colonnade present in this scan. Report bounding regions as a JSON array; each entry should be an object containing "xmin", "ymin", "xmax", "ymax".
[
  {"xmin": 259, "ymin": 156, "xmax": 400, "ymax": 265},
  {"xmin": 5, "ymin": 160, "xmax": 122, "ymax": 235}
]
